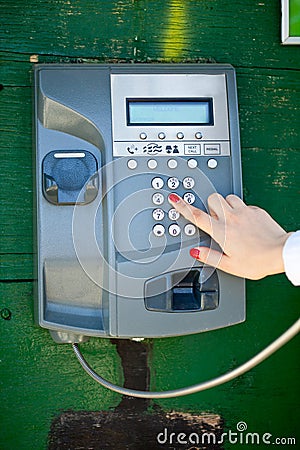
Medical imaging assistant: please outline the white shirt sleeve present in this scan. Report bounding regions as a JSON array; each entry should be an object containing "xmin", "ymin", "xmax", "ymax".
[{"xmin": 282, "ymin": 230, "xmax": 300, "ymax": 286}]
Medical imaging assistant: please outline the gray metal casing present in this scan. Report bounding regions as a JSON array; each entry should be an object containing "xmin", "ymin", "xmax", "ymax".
[{"xmin": 34, "ymin": 64, "xmax": 245, "ymax": 341}]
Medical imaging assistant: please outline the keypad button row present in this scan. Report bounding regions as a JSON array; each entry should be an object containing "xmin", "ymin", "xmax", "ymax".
[
  {"xmin": 153, "ymin": 223, "xmax": 197, "ymax": 237},
  {"xmin": 127, "ymin": 158, "xmax": 200, "ymax": 170},
  {"xmin": 151, "ymin": 176, "xmax": 195, "ymax": 190},
  {"xmin": 152, "ymin": 208, "xmax": 180, "ymax": 221},
  {"xmin": 152, "ymin": 192, "xmax": 196, "ymax": 206}
]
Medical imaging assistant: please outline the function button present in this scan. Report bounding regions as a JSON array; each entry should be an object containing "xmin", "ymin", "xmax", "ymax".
[
  {"xmin": 167, "ymin": 159, "xmax": 178, "ymax": 169},
  {"xmin": 153, "ymin": 224, "xmax": 165, "ymax": 237},
  {"xmin": 158, "ymin": 132, "xmax": 166, "ymax": 140},
  {"xmin": 167, "ymin": 177, "xmax": 180, "ymax": 190},
  {"xmin": 168, "ymin": 224, "xmax": 181, "ymax": 237},
  {"xmin": 168, "ymin": 208, "xmax": 180, "ymax": 221},
  {"xmin": 184, "ymin": 223, "xmax": 197, "ymax": 236},
  {"xmin": 183, "ymin": 176, "xmax": 195, "ymax": 189},
  {"xmin": 177, "ymin": 132, "xmax": 184, "ymax": 139},
  {"xmin": 187, "ymin": 158, "xmax": 198, "ymax": 169},
  {"xmin": 195, "ymin": 131, "xmax": 203, "ymax": 139},
  {"xmin": 148, "ymin": 159, "xmax": 158, "ymax": 169},
  {"xmin": 151, "ymin": 177, "xmax": 164, "ymax": 189},
  {"xmin": 204, "ymin": 144, "xmax": 221, "ymax": 155},
  {"xmin": 183, "ymin": 192, "xmax": 196, "ymax": 205},
  {"xmin": 207, "ymin": 158, "xmax": 218, "ymax": 169},
  {"xmin": 152, "ymin": 208, "xmax": 165, "ymax": 221},
  {"xmin": 127, "ymin": 159, "xmax": 138, "ymax": 170},
  {"xmin": 152, "ymin": 192, "xmax": 164, "ymax": 205},
  {"xmin": 139, "ymin": 132, "xmax": 147, "ymax": 140}
]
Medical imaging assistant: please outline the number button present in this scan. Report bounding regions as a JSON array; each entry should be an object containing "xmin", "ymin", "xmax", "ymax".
[
  {"xmin": 153, "ymin": 224, "xmax": 165, "ymax": 237},
  {"xmin": 167, "ymin": 177, "xmax": 180, "ymax": 190},
  {"xmin": 184, "ymin": 223, "xmax": 197, "ymax": 236},
  {"xmin": 152, "ymin": 193, "xmax": 164, "ymax": 205},
  {"xmin": 151, "ymin": 177, "xmax": 164, "ymax": 189},
  {"xmin": 168, "ymin": 208, "xmax": 180, "ymax": 221},
  {"xmin": 168, "ymin": 224, "xmax": 181, "ymax": 237},
  {"xmin": 152, "ymin": 208, "xmax": 165, "ymax": 221},
  {"xmin": 183, "ymin": 192, "xmax": 196, "ymax": 205},
  {"xmin": 183, "ymin": 177, "xmax": 195, "ymax": 189}
]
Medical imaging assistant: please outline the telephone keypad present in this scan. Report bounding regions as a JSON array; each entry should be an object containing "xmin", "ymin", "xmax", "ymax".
[{"xmin": 149, "ymin": 159, "xmax": 199, "ymax": 240}]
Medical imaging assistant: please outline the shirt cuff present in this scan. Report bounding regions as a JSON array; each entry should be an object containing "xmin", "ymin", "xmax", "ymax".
[{"xmin": 282, "ymin": 230, "xmax": 300, "ymax": 286}]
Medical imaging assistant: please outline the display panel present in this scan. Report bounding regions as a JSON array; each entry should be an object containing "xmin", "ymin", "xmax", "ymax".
[{"xmin": 127, "ymin": 98, "xmax": 213, "ymax": 126}]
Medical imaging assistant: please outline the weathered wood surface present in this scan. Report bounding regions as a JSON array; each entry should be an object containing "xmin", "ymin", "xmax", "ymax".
[{"xmin": 0, "ymin": 1, "xmax": 299, "ymax": 449}]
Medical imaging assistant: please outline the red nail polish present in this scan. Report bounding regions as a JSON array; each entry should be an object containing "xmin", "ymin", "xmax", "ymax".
[
  {"xmin": 169, "ymin": 193, "xmax": 180, "ymax": 203},
  {"xmin": 190, "ymin": 248, "xmax": 201, "ymax": 259}
]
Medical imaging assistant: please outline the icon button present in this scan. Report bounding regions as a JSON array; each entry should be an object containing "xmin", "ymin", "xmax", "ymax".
[
  {"xmin": 127, "ymin": 159, "xmax": 138, "ymax": 170},
  {"xmin": 167, "ymin": 159, "xmax": 178, "ymax": 169},
  {"xmin": 139, "ymin": 132, "xmax": 147, "ymax": 140},
  {"xmin": 148, "ymin": 159, "xmax": 158, "ymax": 169},
  {"xmin": 177, "ymin": 132, "xmax": 184, "ymax": 139},
  {"xmin": 158, "ymin": 132, "xmax": 166, "ymax": 140},
  {"xmin": 207, "ymin": 158, "xmax": 218, "ymax": 169}
]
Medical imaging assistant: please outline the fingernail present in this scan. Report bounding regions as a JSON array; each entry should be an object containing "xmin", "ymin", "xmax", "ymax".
[
  {"xmin": 168, "ymin": 193, "xmax": 181, "ymax": 203},
  {"xmin": 190, "ymin": 248, "xmax": 201, "ymax": 259}
]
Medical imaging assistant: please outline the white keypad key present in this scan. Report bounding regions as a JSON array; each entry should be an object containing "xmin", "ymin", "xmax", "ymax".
[
  {"xmin": 183, "ymin": 192, "xmax": 196, "ymax": 205},
  {"xmin": 167, "ymin": 177, "xmax": 180, "ymax": 190},
  {"xmin": 152, "ymin": 192, "xmax": 164, "ymax": 205},
  {"xmin": 168, "ymin": 224, "xmax": 181, "ymax": 237},
  {"xmin": 153, "ymin": 224, "xmax": 165, "ymax": 237},
  {"xmin": 184, "ymin": 223, "xmax": 197, "ymax": 236},
  {"xmin": 151, "ymin": 177, "xmax": 164, "ymax": 189},
  {"xmin": 183, "ymin": 176, "xmax": 195, "ymax": 189},
  {"xmin": 152, "ymin": 208, "xmax": 165, "ymax": 221},
  {"xmin": 168, "ymin": 208, "xmax": 180, "ymax": 221}
]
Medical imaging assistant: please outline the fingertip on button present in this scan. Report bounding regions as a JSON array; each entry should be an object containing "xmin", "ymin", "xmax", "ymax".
[{"xmin": 168, "ymin": 193, "xmax": 181, "ymax": 203}]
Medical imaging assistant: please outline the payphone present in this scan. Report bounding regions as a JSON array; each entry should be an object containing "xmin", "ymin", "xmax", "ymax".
[
  {"xmin": 34, "ymin": 64, "xmax": 300, "ymax": 398},
  {"xmin": 34, "ymin": 63, "xmax": 245, "ymax": 342}
]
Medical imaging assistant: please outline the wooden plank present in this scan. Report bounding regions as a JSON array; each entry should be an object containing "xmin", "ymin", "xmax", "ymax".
[{"xmin": 0, "ymin": 1, "xmax": 299, "ymax": 70}]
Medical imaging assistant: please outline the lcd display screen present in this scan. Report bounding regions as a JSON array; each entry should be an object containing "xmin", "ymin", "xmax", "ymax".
[{"xmin": 127, "ymin": 98, "xmax": 213, "ymax": 126}]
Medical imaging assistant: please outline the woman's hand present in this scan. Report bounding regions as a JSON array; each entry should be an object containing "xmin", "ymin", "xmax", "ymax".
[{"xmin": 168, "ymin": 193, "xmax": 291, "ymax": 280}]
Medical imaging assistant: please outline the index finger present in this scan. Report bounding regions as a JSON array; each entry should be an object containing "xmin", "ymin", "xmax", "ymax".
[{"xmin": 168, "ymin": 193, "xmax": 215, "ymax": 236}]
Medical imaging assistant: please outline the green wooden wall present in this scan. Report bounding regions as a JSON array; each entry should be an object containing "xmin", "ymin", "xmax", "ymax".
[{"xmin": 0, "ymin": 1, "xmax": 299, "ymax": 449}]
